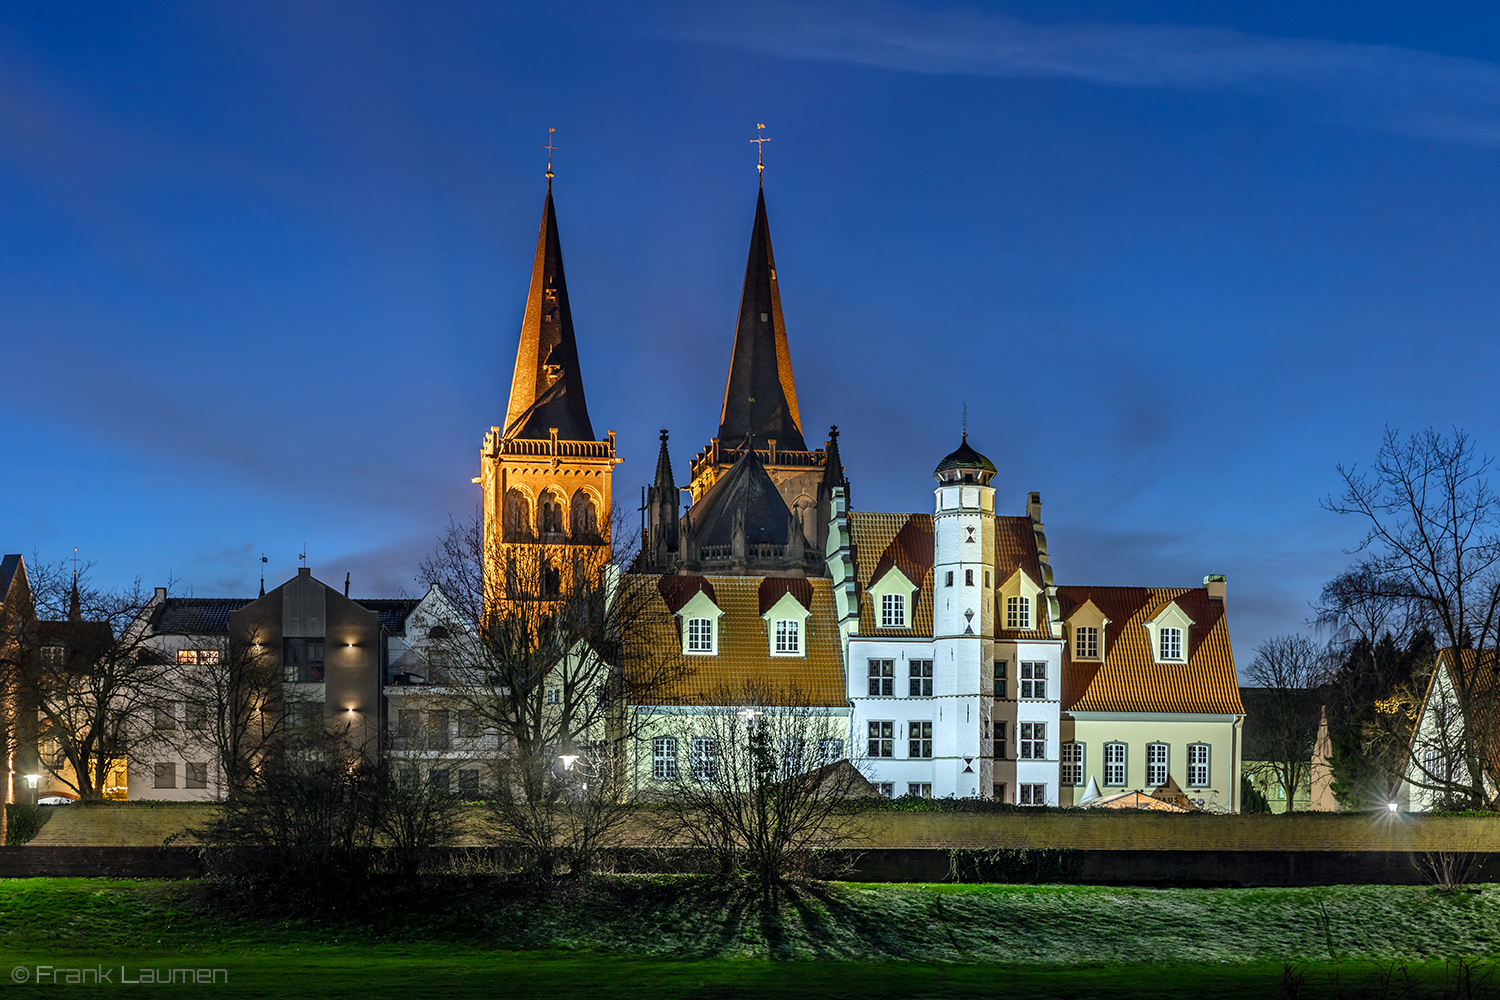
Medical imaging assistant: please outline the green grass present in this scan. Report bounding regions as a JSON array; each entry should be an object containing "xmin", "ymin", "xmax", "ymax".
[{"xmin": 3, "ymin": 878, "xmax": 1500, "ymax": 997}]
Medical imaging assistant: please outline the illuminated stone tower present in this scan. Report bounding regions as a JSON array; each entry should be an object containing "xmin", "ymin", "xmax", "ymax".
[{"xmin": 481, "ymin": 177, "xmax": 618, "ymax": 601}]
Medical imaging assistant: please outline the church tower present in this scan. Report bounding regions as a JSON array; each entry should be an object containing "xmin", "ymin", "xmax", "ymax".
[
  {"xmin": 686, "ymin": 178, "xmax": 835, "ymax": 554},
  {"xmin": 481, "ymin": 177, "xmax": 619, "ymax": 602}
]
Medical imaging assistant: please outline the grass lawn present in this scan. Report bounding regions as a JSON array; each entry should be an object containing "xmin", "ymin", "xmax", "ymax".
[{"xmin": 2, "ymin": 878, "xmax": 1500, "ymax": 997}]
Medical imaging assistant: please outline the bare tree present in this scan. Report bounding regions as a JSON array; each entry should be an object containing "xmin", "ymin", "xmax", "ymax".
[
  {"xmin": 3, "ymin": 557, "xmax": 172, "ymax": 800},
  {"xmin": 373, "ymin": 743, "xmax": 469, "ymax": 884},
  {"xmin": 648, "ymin": 683, "xmax": 870, "ymax": 888},
  {"xmin": 1243, "ymin": 635, "xmax": 1328, "ymax": 813},
  {"xmin": 415, "ymin": 509, "xmax": 687, "ymax": 874},
  {"xmin": 1322, "ymin": 428, "xmax": 1500, "ymax": 808}
]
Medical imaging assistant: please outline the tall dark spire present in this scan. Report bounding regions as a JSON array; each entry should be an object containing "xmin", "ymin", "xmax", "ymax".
[
  {"xmin": 821, "ymin": 425, "xmax": 846, "ymax": 491},
  {"xmin": 717, "ymin": 186, "xmax": 806, "ymax": 453},
  {"xmin": 645, "ymin": 429, "xmax": 679, "ymax": 569},
  {"xmin": 503, "ymin": 181, "xmax": 596, "ymax": 442},
  {"xmin": 652, "ymin": 429, "xmax": 676, "ymax": 495}
]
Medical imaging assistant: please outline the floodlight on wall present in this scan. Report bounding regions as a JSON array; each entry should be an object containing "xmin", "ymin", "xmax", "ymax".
[{"xmin": 1387, "ymin": 802, "xmax": 1399, "ymax": 814}]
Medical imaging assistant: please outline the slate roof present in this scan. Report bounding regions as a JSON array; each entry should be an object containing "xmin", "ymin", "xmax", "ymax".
[
  {"xmin": 717, "ymin": 185, "xmax": 806, "ymax": 453},
  {"xmin": 502, "ymin": 182, "xmax": 596, "ymax": 442},
  {"xmin": 355, "ymin": 598, "xmax": 422, "ymax": 636},
  {"xmin": 1056, "ymin": 586, "xmax": 1243, "ymax": 715},
  {"xmin": 152, "ymin": 598, "xmax": 255, "ymax": 635},
  {"xmin": 685, "ymin": 448, "xmax": 794, "ymax": 549},
  {"xmin": 625, "ymin": 574, "xmax": 846, "ymax": 707},
  {"xmin": 0, "ymin": 553, "xmax": 23, "ymax": 605}
]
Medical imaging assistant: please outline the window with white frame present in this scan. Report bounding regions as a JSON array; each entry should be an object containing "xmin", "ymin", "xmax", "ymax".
[
  {"xmin": 881, "ymin": 593, "xmax": 907, "ymax": 628},
  {"xmin": 868, "ymin": 659, "xmax": 894, "ymax": 696},
  {"xmin": 1104, "ymin": 742, "xmax": 1126, "ymax": 786},
  {"xmin": 817, "ymin": 738, "xmax": 845, "ymax": 766},
  {"xmin": 875, "ymin": 782, "xmax": 895, "ymax": 798},
  {"xmin": 653, "ymin": 737, "xmax": 678, "ymax": 780},
  {"xmin": 1020, "ymin": 661, "xmax": 1047, "ymax": 699},
  {"xmin": 1020, "ymin": 722, "xmax": 1045, "ymax": 759},
  {"xmin": 1187, "ymin": 743, "xmax": 1210, "ymax": 787},
  {"xmin": 1007, "ymin": 595, "xmax": 1031, "ymax": 630},
  {"xmin": 686, "ymin": 617, "xmax": 715, "ymax": 654},
  {"xmin": 1061, "ymin": 741, "xmax": 1083, "ymax": 786},
  {"xmin": 773, "ymin": 619, "xmax": 801, "ymax": 655},
  {"xmin": 868, "ymin": 721, "xmax": 894, "ymax": 758},
  {"xmin": 908, "ymin": 659, "xmax": 933, "ymax": 696},
  {"xmin": 908, "ymin": 782, "xmax": 932, "ymax": 798},
  {"xmin": 1146, "ymin": 742, "xmax": 1169, "ymax": 787},
  {"xmin": 1160, "ymin": 626, "xmax": 1183, "ymax": 661},
  {"xmin": 1019, "ymin": 783, "xmax": 1046, "ymax": 806},
  {"xmin": 1075, "ymin": 625, "xmax": 1099, "ymax": 659},
  {"xmin": 908, "ymin": 721, "xmax": 932, "ymax": 758},
  {"xmin": 691, "ymin": 737, "xmax": 718, "ymax": 781}
]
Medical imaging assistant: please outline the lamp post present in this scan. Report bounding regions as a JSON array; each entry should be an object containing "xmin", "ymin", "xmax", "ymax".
[{"xmin": 24, "ymin": 773, "xmax": 39, "ymax": 807}]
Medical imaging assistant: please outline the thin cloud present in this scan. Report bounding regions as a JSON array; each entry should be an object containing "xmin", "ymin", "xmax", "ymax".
[{"xmin": 670, "ymin": 1, "xmax": 1500, "ymax": 146}]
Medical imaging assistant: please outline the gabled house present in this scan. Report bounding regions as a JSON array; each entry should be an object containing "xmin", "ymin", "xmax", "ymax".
[{"xmin": 1400, "ymin": 648, "xmax": 1500, "ymax": 812}]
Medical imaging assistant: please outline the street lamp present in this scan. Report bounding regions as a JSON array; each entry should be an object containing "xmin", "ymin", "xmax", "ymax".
[
  {"xmin": 557, "ymin": 739, "xmax": 581, "ymax": 772},
  {"xmin": 24, "ymin": 773, "xmax": 39, "ymax": 806},
  {"xmin": 740, "ymin": 707, "xmax": 763, "ymax": 733},
  {"xmin": 1387, "ymin": 802, "xmax": 1400, "ymax": 814}
]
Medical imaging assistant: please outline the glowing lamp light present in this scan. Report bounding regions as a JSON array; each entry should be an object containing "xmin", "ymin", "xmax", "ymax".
[
  {"xmin": 557, "ymin": 739, "xmax": 582, "ymax": 771},
  {"xmin": 24, "ymin": 774, "xmax": 39, "ymax": 789},
  {"xmin": 1387, "ymin": 802, "xmax": 1399, "ymax": 814}
]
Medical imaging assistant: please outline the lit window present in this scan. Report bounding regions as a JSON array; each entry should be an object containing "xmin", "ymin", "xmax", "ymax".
[
  {"xmin": 686, "ymin": 618, "xmax": 714, "ymax": 654},
  {"xmin": 1007, "ymin": 595, "xmax": 1031, "ymax": 630},
  {"xmin": 653, "ymin": 737, "xmax": 678, "ymax": 780},
  {"xmin": 691, "ymin": 737, "xmax": 718, "ymax": 781},
  {"xmin": 1160, "ymin": 627, "xmax": 1183, "ymax": 660},
  {"xmin": 1104, "ymin": 742, "xmax": 1126, "ymax": 786},
  {"xmin": 1075, "ymin": 626, "xmax": 1099, "ymax": 659},
  {"xmin": 1019, "ymin": 783, "xmax": 1046, "ymax": 806},
  {"xmin": 1020, "ymin": 661, "xmax": 1046, "ymax": 700},
  {"xmin": 867, "ymin": 659, "xmax": 894, "ymax": 696},
  {"xmin": 177, "ymin": 649, "xmax": 221, "ymax": 666},
  {"xmin": 868, "ymin": 721, "xmax": 894, "ymax": 758},
  {"xmin": 1020, "ymin": 722, "xmax": 1045, "ymax": 759},
  {"xmin": 1187, "ymin": 743, "xmax": 1210, "ymax": 788},
  {"xmin": 774, "ymin": 619, "xmax": 801, "ymax": 655},
  {"xmin": 908, "ymin": 721, "xmax": 932, "ymax": 758},
  {"xmin": 908, "ymin": 659, "xmax": 933, "ymax": 697},
  {"xmin": 1061, "ymin": 742, "xmax": 1083, "ymax": 786},
  {"xmin": 1146, "ymin": 742, "xmax": 1169, "ymax": 787},
  {"xmin": 907, "ymin": 782, "xmax": 932, "ymax": 798},
  {"xmin": 881, "ymin": 593, "xmax": 907, "ymax": 628}
]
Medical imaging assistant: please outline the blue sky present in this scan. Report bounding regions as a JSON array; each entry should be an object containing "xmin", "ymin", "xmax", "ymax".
[{"xmin": 4, "ymin": 2, "xmax": 1500, "ymax": 663}]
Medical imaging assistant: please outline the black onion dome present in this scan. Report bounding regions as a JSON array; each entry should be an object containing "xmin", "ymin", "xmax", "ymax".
[{"xmin": 933, "ymin": 434, "xmax": 997, "ymax": 479}]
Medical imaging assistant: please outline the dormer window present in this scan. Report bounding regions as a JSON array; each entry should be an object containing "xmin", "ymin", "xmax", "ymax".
[
  {"xmin": 1160, "ymin": 627, "xmax": 1183, "ymax": 661},
  {"xmin": 1006, "ymin": 595, "xmax": 1031, "ymax": 630},
  {"xmin": 882, "ymin": 593, "xmax": 907, "ymax": 628},
  {"xmin": 774, "ymin": 619, "xmax": 801, "ymax": 655},
  {"xmin": 686, "ymin": 618, "xmax": 715, "ymax": 654},
  {"xmin": 1075, "ymin": 626, "xmax": 1099, "ymax": 660},
  {"xmin": 1142, "ymin": 601, "xmax": 1194, "ymax": 664}
]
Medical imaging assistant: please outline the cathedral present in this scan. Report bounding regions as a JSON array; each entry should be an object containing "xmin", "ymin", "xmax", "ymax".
[{"xmin": 481, "ymin": 166, "xmax": 1246, "ymax": 811}]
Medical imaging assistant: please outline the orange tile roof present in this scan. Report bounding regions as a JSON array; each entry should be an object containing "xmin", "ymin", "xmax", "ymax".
[
  {"xmin": 849, "ymin": 513, "xmax": 935, "ymax": 636},
  {"xmin": 623, "ymin": 574, "xmax": 847, "ymax": 707},
  {"xmin": 1057, "ymin": 586, "xmax": 1243, "ymax": 715}
]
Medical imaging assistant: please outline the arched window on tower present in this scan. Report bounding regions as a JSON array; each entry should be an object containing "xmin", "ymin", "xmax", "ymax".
[
  {"xmin": 571, "ymin": 489, "xmax": 598, "ymax": 540},
  {"xmin": 504, "ymin": 490, "xmax": 532, "ymax": 542},
  {"xmin": 539, "ymin": 491, "xmax": 566, "ymax": 537}
]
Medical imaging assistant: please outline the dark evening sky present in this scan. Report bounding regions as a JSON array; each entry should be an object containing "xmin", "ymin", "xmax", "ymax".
[{"xmin": 5, "ymin": 2, "xmax": 1500, "ymax": 663}]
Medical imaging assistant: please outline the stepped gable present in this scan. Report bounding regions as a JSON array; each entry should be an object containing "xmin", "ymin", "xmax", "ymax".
[
  {"xmin": 1056, "ymin": 586, "xmax": 1242, "ymax": 715},
  {"xmin": 685, "ymin": 447, "xmax": 794, "ymax": 549},
  {"xmin": 758, "ymin": 577, "xmax": 814, "ymax": 615},
  {"xmin": 502, "ymin": 181, "xmax": 595, "ymax": 442}
]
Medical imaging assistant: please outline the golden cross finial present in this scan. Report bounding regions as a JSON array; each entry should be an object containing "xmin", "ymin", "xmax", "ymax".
[
  {"xmin": 750, "ymin": 123, "xmax": 770, "ymax": 176},
  {"xmin": 544, "ymin": 127, "xmax": 557, "ymax": 180}
]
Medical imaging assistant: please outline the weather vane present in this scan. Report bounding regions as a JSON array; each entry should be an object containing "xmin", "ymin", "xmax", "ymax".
[
  {"xmin": 544, "ymin": 127, "xmax": 557, "ymax": 180},
  {"xmin": 750, "ymin": 123, "xmax": 770, "ymax": 176}
]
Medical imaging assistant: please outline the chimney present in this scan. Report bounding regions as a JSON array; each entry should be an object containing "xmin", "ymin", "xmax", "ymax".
[
  {"xmin": 154, "ymin": 587, "xmax": 167, "ymax": 603},
  {"xmin": 1204, "ymin": 574, "xmax": 1227, "ymax": 603},
  {"xmin": 1027, "ymin": 491, "xmax": 1043, "ymax": 525}
]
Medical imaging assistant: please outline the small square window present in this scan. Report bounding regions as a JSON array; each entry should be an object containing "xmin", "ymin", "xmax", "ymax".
[
  {"xmin": 876, "ymin": 782, "xmax": 895, "ymax": 798},
  {"xmin": 1020, "ymin": 722, "xmax": 1045, "ymax": 759},
  {"xmin": 154, "ymin": 762, "xmax": 176, "ymax": 789},
  {"xmin": 868, "ymin": 721, "xmax": 894, "ymax": 758},
  {"xmin": 1019, "ymin": 783, "xmax": 1046, "ymax": 806},
  {"xmin": 908, "ymin": 659, "xmax": 933, "ymax": 697},
  {"xmin": 867, "ymin": 659, "xmax": 894, "ymax": 696},
  {"xmin": 185, "ymin": 762, "xmax": 209, "ymax": 789},
  {"xmin": 1020, "ymin": 661, "xmax": 1047, "ymax": 700},
  {"xmin": 907, "ymin": 782, "xmax": 932, "ymax": 798},
  {"xmin": 908, "ymin": 721, "xmax": 932, "ymax": 758}
]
